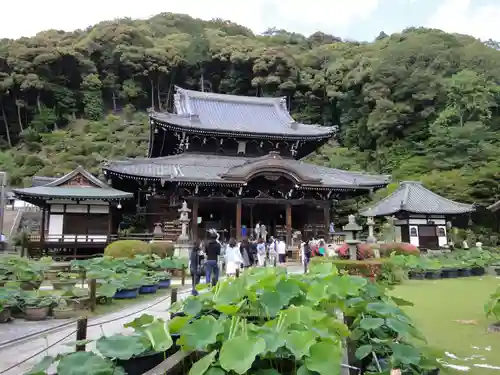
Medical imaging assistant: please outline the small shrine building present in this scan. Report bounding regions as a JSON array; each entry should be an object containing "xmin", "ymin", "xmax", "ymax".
[
  {"xmin": 360, "ymin": 181, "xmax": 475, "ymax": 249},
  {"xmin": 12, "ymin": 166, "xmax": 132, "ymax": 257}
]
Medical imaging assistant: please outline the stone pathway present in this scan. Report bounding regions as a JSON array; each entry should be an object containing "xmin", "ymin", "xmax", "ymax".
[
  {"xmin": 0, "ymin": 263, "xmax": 304, "ymax": 374},
  {"xmin": 0, "ymin": 278, "xmax": 190, "ymax": 348},
  {"xmin": 0, "ymin": 283, "xmax": 192, "ymax": 375}
]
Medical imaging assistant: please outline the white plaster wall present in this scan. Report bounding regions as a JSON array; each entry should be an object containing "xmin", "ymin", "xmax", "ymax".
[
  {"xmin": 45, "ymin": 203, "xmax": 108, "ymax": 243},
  {"xmin": 409, "ymin": 225, "xmax": 419, "ymax": 247},
  {"xmin": 438, "ymin": 226, "xmax": 447, "ymax": 247}
]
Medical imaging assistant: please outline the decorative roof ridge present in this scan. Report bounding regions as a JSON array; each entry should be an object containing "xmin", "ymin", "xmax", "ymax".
[
  {"xmin": 175, "ymin": 86, "xmax": 284, "ymax": 106},
  {"xmin": 45, "ymin": 166, "xmax": 111, "ymax": 189}
]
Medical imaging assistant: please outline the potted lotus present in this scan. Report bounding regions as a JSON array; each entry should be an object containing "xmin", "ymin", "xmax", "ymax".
[
  {"xmin": 113, "ymin": 272, "xmax": 143, "ymax": 299},
  {"xmin": 156, "ymin": 271, "xmax": 172, "ymax": 289},
  {"xmin": 96, "ymin": 283, "xmax": 118, "ymax": 305},
  {"xmin": 20, "ymin": 291, "xmax": 54, "ymax": 320},
  {"xmin": 423, "ymin": 259, "xmax": 442, "ymax": 279},
  {"xmin": 407, "ymin": 257, "xmax": 425, "ymax": 280},
  {"xmin": 139, "ymin": 273, "xmax": 160, "ymax": 294},
  {"xmin": 96, "ymin": 314, "xmax": 177, "ymax": 375},
  {"xmin": 52, "ymin": 298, "xmax": 76, "ymax": 319},
  {"xmin": 0, "ymin": 286, "xmax": 19, "ymax": 323},
  {"xmin": 51, "ymin": 272, "xmax": 80, "ymax": 290}
]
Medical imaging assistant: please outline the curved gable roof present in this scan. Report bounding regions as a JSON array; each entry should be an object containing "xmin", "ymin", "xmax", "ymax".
[{"xmin": 360, "ymin": 181, "xmax": 474, "ymax": 216}]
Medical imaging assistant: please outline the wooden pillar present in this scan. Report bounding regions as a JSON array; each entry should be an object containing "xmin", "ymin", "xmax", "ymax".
[
  {"xmin": 324, "ymin": 204, "xmax": 330, "ymax": 239},
  {"xmin": 236, "ymin": 199, "xmax": 242, "ymax": 241},
  {"xmin": 40, "ymin": 206, "xmax": 46, "ymax": 243},
  {"xmin": 107, "ymin": 204, "xmax": 113, "ymax": 236},
  {"xmin": 286, "ymin": 204, "xmax": 292, "ymax": 247},
  {"xmin": 191, "ymin": 200, "xmax": 199, "ymax": 241}
]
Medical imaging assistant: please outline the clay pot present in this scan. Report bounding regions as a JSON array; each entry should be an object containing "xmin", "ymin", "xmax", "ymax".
[
  {"xmin": 20, "ymin": 280, "xmax": 42, "ymax": 291},
  {"xmin": 24, "ymin": 306, "xmax": 50, "ymax": 321},
  {"xmin": 52, "ymin": 308, "xmax": 76, "ymax": 319},
  {"xmin": 51, "ymin": 281, "xmax": 77, "ymax": 290}
]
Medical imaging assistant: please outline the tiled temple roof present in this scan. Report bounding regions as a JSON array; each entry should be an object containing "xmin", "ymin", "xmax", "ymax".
[
  {"xmin": 14, "ymin": 166, "xmax": 133, "ymax": 201},
  {"xmin": 360, "ymin": 181, "xmax": 474, "ymax": 216},
  {"xmin": 104, "ymin": 153, "xmax": 390, "ymax": 190},
  {"xmin": 150, "ymin": 87, "xmax": 336, "ymax": 140}
]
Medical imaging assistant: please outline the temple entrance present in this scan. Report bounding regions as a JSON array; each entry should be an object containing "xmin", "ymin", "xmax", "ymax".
[{"xmin": 241, "ymin": 204, "xmax": 286, "ymax": 240}]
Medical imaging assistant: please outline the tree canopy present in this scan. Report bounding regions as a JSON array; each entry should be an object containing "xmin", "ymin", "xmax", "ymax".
[{"xmin": 0, "ymin": 14, "xmax": 499, "ymax": 209}]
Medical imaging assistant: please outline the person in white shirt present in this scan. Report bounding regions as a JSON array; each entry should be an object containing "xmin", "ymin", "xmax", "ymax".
[
  {"xmin": 225, "ymin": 237, "xmax": 244, "ymax": 276},
  {"xmin": 256, "ymin": 238, "xmax": 266, "ymax": 266},
  {"xmin": 277, "ymin": 238, "xmax": 287, "ymax": 264}
]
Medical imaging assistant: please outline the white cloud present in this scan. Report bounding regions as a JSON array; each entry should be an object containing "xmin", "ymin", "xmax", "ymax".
[
  {"xmin": 0, "ymin": 0, "xmax": 380, "ymax": 39},
  {"xmin": 427, "ymin": 0, "xmax": 500, "ymax": 41}
]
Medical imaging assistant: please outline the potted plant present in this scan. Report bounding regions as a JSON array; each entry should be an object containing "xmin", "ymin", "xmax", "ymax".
[
  {"xmin": 423, "ymin": 259, "xmax": 442, "ymax": 279},
  {"xmin": 20, "ymin": 291, "xmax": 54, "ymax": 320},
  {"xmin": 96, "ymin": 283, "xmax": 118, "ymax": 305},
  {"xmin": 96, "ymin": 314, "xmax": 178, "ymax": 375},
  {"xmin": 113, "ymin": 272, "xmax": 143, "ymax": 299},
  {"xmin": 492, "ymin": 263, "xmax": 500, "ymax": 276},
  {"xmin": 52, "ymin": 298, "xmax": 76, "ymax": 319},
  {"xmin": 139, "ymin": 274, "xmax": 160, "ymax": 294},
  {"xmin": 157, "ymin": 271, "xmax": 172, "ymax": 289},
  {"xmin": 0, "ymin": 286, "xmax": 19, "ymax": 323},
  {"xmin": 407, "ymin": 257, "xmax": 425, "ymax": 280},
  {"xmin": 51, "ymin": 272, "xmax": 80, "ymax": 290}
]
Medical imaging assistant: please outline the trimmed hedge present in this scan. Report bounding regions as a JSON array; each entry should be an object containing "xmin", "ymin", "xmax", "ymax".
[
  {"xmin": 104, "ymin": 240, "xmax": 150, "ymax": 258},
  {"xmin": 336, "ymin": 242, "xmax": 420, "ymax": 259},
  {"xmin": 311, "ymin": 257, "xmax": 406, "ymax": 284},
  {"xmin": 149, "ymin": 241, "xmax": 175, "ymax": 258},
  {"xmin": 311, "ymin": 257, "xmax": 387, "ymax": 280}
]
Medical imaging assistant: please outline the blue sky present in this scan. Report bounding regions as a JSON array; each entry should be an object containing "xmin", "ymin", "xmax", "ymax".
[{"xmin": 1, "ymin": 0, "xmax": 499, "ymax": 41}]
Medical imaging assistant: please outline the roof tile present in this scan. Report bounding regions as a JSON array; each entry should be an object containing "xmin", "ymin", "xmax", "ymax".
[{"xmin": 360, "ymin": 181, "xmax": 474, "ymax": 216}]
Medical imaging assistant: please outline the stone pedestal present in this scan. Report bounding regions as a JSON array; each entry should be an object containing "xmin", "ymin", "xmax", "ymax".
[
  {"xmin": 177, "ymin": 201, "xmax": 191, "ymax": 242},
  {"xmin": 343, "ymin": 215, "xmax": 362, "ymax": 260},
  {"xmin": 366, "ymin": 216, "xmax": 377, "ymax": 244},
  {"xmin": 174, "ymin": 242, "xmax": 191, "ymax": 258}
]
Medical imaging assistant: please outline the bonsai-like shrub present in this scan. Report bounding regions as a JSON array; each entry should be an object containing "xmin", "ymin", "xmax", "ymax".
[
  {"xmin": 148, "ymin": 241, "xmax": 175, "ymax": 258},
  {"xmin": 104, "ymin": 240, "xmax": 150, "ymax": 258},
  {"xmin": 379, "ymin": 242, "xmax": 420, "ymax": 257}
]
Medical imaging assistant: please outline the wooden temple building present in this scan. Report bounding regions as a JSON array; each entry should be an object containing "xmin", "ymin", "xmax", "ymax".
[
  {"xmin": 360, "ymin": 181, "xmax": 475, "ymax": 249},
  {"xmin": 103, "ymin": 87, "xmax": 389, "ymax": 244},
  {"xmin": 15, "ymin": 87, "xmax": 391, "ymax": 256}
]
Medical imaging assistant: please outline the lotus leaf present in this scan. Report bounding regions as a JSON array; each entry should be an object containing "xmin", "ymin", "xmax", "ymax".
[
  {"xmin": 96, "ymin": 335, "xmax": 149, "ymax": 360},
  {"xmin": 219, "ymin": 336, "xmax": 266, "ymax": 374},
  {"xmin": 188, "ymin": 350, "xmax": 218, "ymax": 375}
]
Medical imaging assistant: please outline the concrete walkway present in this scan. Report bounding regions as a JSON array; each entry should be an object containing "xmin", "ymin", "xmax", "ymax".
[
  {"xmin": 0, "ymin": 278, "xmax": 190, "ymax": 348},
  {"xmin": 0, "ymin": 283, "xmax": 192, "ymax": 375},
  {"xmin": 0, "ymin": 263, "xmax": 304, "ymax": 375}
]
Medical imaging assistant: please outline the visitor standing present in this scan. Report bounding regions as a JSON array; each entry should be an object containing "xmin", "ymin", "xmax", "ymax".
[
  {"xmin": 205, "ymin": 231, "xmax": 221, "ymax": 286},
  {"xmin": 256, "ymin": 238, "xmax": 266, "ymax": 266},
  {"xmin": 260, "ymin": 223, "xmax": 267, "ymax": 242},
  {"xmin": 268, "ymin": 236, "xmax": 277, "ymax": 267},
  {"xmin": 225, "ymin": 237, "xmax": 244, "ymax": 276},
  {"xmin": 302, "ymin": 239, "xmax": 312, "ymax": 273},
  {"xmin": 277, "ymin": 238, "xmax": 287, "ymax": 264},
  {"xmin": 239, "ymin": 238, "xmax": 252, "ymax": 268},
  {"xmin": 189, "ymin": 240, "xmax": 204, "ymax": 295}
]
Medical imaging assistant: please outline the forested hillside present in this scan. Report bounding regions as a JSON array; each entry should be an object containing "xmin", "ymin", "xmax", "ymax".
[{"xmin": 1, "ymin": 13, "xmax": 500, "ymax": 207}]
